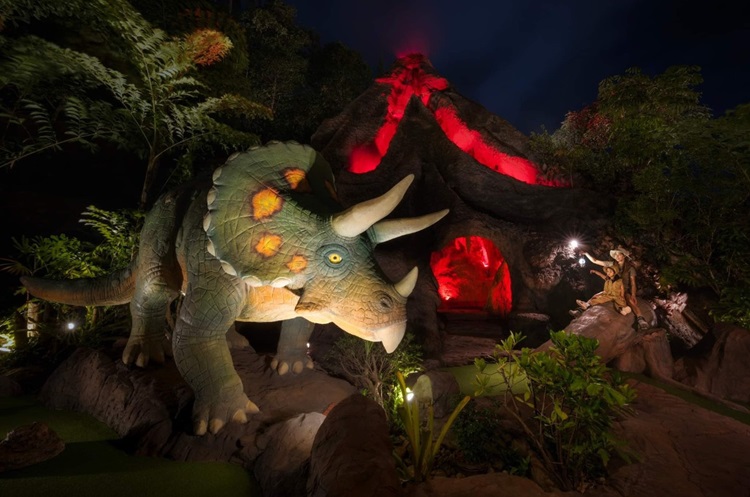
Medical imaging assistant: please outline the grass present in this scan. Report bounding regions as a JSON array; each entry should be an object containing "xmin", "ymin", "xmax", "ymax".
[{"xmin": 0, "ymin": 395, "xmax": 261, "ymax": 497}]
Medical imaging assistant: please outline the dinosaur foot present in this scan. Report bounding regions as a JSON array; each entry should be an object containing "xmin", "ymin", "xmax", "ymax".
[
  {"xmin": 270, "ymin": 355, "xmax": 314, "ymax": 375},
  {"xmin": 192, "ymin": 391, "xmax": 259, "ymax": 436},
  {"xmin": 122, "ymin": 334, "xmax": 172, "ymax": 368}
]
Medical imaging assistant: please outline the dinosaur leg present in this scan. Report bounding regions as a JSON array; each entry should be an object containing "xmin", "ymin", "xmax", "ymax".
[
  {"xmin": 271, "ymin": 317, "xmax": 315, "ymax": 375},
  {"xmin": 173, "ymin": 275, "xmax": 258, "ymax": 436},
  {"xmin": 123, "ymin": 190, "xmax": 183, "ymax": 367},
  {"xmin": 123, "ymin": 280, "xmax": 177, "ymax": 367}
]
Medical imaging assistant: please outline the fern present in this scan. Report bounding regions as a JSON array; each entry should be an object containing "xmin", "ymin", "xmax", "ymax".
[{"xmin": 1, "ymin": 0, "xmax": 271, "ymax": 206}]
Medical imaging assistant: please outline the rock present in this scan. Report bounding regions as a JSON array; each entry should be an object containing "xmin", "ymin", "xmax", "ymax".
[
  {"xmin": 652, "ymin": 292, "xmax": 707, "ymax": 348},
  {"xmin": 308, "ymin": 394, "xmax": 401, "ymax": 497},
  {"xmin": 537, "ymin": 304, "xmax": 638, "ymax": 361},
  {"xmin": 254, "ymin": 412, "xmax": 325, "ymax": 497},
  {"xmin": 39, "ymin": 346, "xmax": 356, "ymax": 468},
  {"xmin": 586, "ymin": 380, "xmax": 750, "ymax": 497},
  {"xmin": 0, "ymin": 422, "xmax": 65, "ymax": 472},
  {"xmin": 0, "ymin": 375, "xmax": 22, "ymax": 397},
  {"xmin": 611, "ymin": 329, "xmax": 674, "ymax": 380},
  {"xmin": 674, "ymin": 323, "xmax": 750, "ymax": 405},
  {"xmin": 405, "ymin": 473, "xmax": 561, "ymax": 497}
]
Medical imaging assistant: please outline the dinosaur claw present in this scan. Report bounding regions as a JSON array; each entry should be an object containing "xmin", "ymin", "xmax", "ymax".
[
  {"xmin": 195, "ymin": 419, "xmax": 208, "ymax": 436},
  {"xmin": 270, "ymin": 358, "xmax": 279, "ymax": 369},
  {"xmin": 135, "ymin": 353, "xmax": 148, "ymax": 368},
  {"xmin": 246, "ymin": 400, "xmax": 259, "ymax": 413},
  {"xmin": 305, "ymin": 358, "xmax": 314, "ymax": 370},
  {"xmin": 277, "ymin": 361, "xmax": 290, "ymax": 375},
  {"xmin": 292, "ymin": 361, "xmax": 304, "ymax": 374},
  {"xmin": 232, "ymin": 409, "xmax": 248, "ymax": 424},
  {"xmin": 209, "ymin": 418, "xmax": 224, "ymax": 434}
]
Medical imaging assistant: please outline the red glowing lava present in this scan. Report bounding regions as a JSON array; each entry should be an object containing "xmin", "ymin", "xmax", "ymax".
[
  {"xmin": 430, "ymin": 236, "xmax": 512, "ymax": 315},
  {"xmin": 348, "ymin": 53, "xmax": 557, "ymax": 186}
]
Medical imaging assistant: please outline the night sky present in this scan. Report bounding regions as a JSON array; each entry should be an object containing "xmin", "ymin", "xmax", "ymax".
[{"xmin": 288, "ymin": 0, "xmax": 749, "ymax": 135}]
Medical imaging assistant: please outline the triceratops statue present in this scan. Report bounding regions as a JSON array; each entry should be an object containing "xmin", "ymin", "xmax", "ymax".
[{"xmin": 22, "ymin": 141, "xmax": 447, "ymax": 435}]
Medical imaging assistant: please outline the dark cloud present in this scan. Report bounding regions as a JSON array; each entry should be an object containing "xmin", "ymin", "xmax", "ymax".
[{"xmin": 288, "ymin": 0, "xmax": 750, "ymax": 134}]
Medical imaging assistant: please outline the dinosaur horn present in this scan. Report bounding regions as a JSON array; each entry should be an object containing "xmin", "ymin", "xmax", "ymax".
[
  {"xmin": 331, "ymin": 175, "xmax": 414, "ymax": 237},
  {"xmin": 369, "ymin": 209, "xmax": 449, "ymax": 244},
  {"xmin": 394, "ymin": 267, "xmax": 419, "ymax": 298}
]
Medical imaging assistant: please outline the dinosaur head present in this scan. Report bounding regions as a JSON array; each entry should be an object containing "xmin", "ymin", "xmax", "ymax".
[
  {"xmin": 203, "ymin": 142, "xmax": 448, "ymax": 352},
  {"xmin": 289, "ymin": 175, "xmax": 447, "ymax": 352}
]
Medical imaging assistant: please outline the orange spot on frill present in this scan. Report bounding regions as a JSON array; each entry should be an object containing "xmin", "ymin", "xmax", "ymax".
[
  {"xmin": 255, "ymin": 233, "xmax": 283, "ymax": 257},
  {"xmin": 283, "ymin": 168, "xmax": 312, "ymax": 192},
  {"xmin": 252, "ymin": 188, "xmax": 284, "ymax": 220},
  {"xmin": 286, "ymin": 255, "xmax": 308, "ymax": 273}
]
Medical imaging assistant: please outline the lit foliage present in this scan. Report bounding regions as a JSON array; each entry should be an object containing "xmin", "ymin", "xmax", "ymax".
[
  {"xmin": 475, "ymin": 332, "xmax": 635, "ymax": 491},
  {"xmin": 325, "ymin": 332, "xmax": 423, "ymax": 421},
  {"xmin": 0, "ymin": 206, "xmax": 141, "ymax": 365},
  {"xmin": 529, "ymin": 66, "xmax": 750, "ymax": 326},
  {"xmin": 0, "ymin": 0, "xmax": 271, "ymax": 207},
  {"xmin": 184, "ymin": 29, "xmax": 232, "ymax": 66},
  {"xmin": 393, "ymin": 370, "xmax": 471, "ymax": 483},
  {"xmin": 430, "ymin": 236, "xmax": 512, "ymax": 315}
]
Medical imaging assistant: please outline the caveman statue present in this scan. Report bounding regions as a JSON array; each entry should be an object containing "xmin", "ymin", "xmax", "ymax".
[{"xmin": 21, "ymin": 141, "xmax": 447, "ymax": 435}]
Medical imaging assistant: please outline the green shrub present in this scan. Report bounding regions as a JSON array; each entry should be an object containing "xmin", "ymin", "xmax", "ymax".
[
  {"xmin": 476, "ymin": 331, "xmax": 636, "ymax": 491},
  {"xmin": 325, "ymin": 332, "xmax": 423, "ymax": 422},
  {"xmin": 0, "ymin": 205, "xmax": 140, "ymax": 370}
]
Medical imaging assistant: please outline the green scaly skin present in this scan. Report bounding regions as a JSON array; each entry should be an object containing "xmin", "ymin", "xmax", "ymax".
[{"xmin": 22, "ymin": 141, "xmax": 447, "ymax": 435}]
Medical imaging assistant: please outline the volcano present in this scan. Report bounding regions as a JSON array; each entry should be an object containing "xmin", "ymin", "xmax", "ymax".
[{"xmin": 312, "ymin": 54, "xmax": 606, "ymax": 353}]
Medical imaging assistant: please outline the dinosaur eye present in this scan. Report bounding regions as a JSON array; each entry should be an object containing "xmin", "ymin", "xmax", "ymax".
[{"xmin": 319, "ymin": 245, "xmax": 349, "ymax": 269}]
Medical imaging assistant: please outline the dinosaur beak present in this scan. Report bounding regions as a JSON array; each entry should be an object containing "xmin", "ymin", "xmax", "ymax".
[{"xmin": 378, "ymin": 320, "xmax": 406, "ymax": 353}]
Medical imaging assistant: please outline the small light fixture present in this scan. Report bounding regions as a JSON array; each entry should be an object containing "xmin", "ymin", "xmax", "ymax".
[
  {"xmin": 306, "ymin": 342, "xmax": 310, "ymax": 349},
  {"xmin": 569, "ymin": 239, "xmax": 579, "ymax": 249},
  {"xmin": 66, "ymin": 322, "xmax": 76, "ymax": 331},
  {"xmin": 579, "ymin": 257, "xmax": 586, "ymax": 267},
  {"xmin": 406, "ymin": 391, "xmax": 415, "ymax": 402}
]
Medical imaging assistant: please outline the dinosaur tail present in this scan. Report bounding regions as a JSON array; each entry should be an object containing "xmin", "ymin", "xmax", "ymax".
[{"xmin": 21, "ymin": 266, "xmax": 136, "ymax": 306}]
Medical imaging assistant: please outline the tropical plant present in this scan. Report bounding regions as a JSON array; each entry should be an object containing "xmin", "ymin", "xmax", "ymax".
[
  {"xmin": 476, "ymin": 331, "xmax": 635, "ymax": 491},
  {"xmin": 0, "ymin": 0, "xmax": 271, "ymax": 207},
  {"xmin": 529, "ymin": 66, "xmax": 750, "ymax": 327},
  {"xmin": 393, "ymin": 370, "xmax": 471, "ymax": 482},
  {"xmin": 0, "ymin": 205, "xmax": 141, "ymax": 355},
  {"xmin": 326, "ymin": 331, "xmax": 423, "ymax": 420}
]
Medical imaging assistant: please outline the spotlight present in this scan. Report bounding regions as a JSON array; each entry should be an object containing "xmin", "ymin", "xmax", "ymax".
[
  {"xmin": 306, "ymin": 342, "xmax": 310, "ymax": 349},
  {"xmin": 569, "ymin": 239, "xmax": 579, "ymax": 249},
  {"xmin": 579, "ymin": 257, "xmax": 586, "ymax": 267},
  {"xmin": 406, "ymin": 391, "xmax": 415, "ymax": 402},
  {"xmin": 66, "ymin": 322, "xmax": 76, "ymax": 331}
]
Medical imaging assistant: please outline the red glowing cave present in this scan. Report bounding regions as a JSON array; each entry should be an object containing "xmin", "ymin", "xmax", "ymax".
[
  {"xmin": 430, "ymin": 236, "xmax": 512, "ymax": 315},
  {"xmin": 348, "ymin": 53, "xmax": 557, "ymax": 186}
]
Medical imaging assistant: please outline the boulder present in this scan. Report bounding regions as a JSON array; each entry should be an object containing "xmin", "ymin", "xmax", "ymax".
[
  {"xmin": 674, "ymin": 323, "xmax": 750, "ymax": 405},
  {"xmin": 39, "ymin": 346, "xmax": 356, "ymax": 468},
  {"xmin": 586, "ymin": 380, "xmax": 750, "ymax": 497},
  {"xmin": 254, "ymin": 412, "xmax": 325, "ymax": 497},
  {"xmin": 610, "ymin": 329, "xmax": 674, "ymax": 380},
  {"xmin": 307, "ymin": 394, "xmax": 401, "ymax": 497},
  {"xmin": 0, "ymin": 422, "xmax": 65, "ymax": 472}
]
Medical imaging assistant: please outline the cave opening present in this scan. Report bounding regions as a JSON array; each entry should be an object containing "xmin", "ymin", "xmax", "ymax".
[{"xmin": 430, "ymin": 236, "xmax": 512, "ymax": 316}]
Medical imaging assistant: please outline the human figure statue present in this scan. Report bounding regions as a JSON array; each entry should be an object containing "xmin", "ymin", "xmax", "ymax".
[
  {"xmin": 569, "ymin": 265, "xmax": 630, "ymax": 318},
  {"xmin": 583, "ymin": 247, "xmax": 649, "ymax": 330}
]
